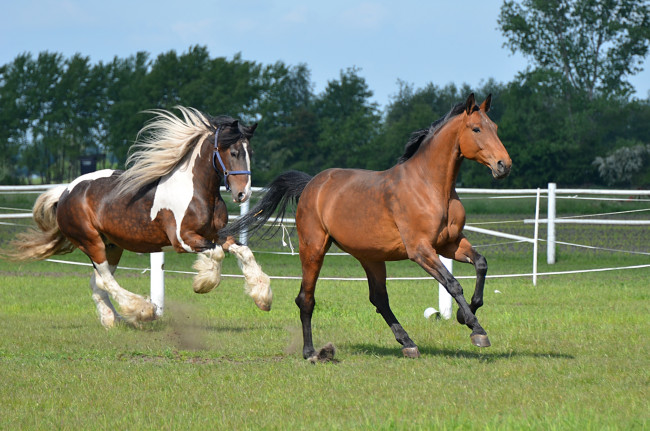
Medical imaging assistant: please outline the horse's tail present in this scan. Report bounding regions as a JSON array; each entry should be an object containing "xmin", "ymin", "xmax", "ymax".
[
  {"xmin": 219, "ymin": 170, "xmax": 313, "ymax": 240},
  {"xmin": 4, "ymin": 186, "xmax": 76, "ymax": 261}
]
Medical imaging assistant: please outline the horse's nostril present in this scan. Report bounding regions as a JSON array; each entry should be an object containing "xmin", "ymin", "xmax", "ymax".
[
  {"xmin": 497, "ymin": 160, "xmax": 506, "ymax": 173},
  {"xmin": 237, "ymin": 192, "xmax": 246, "ymax": 202}
]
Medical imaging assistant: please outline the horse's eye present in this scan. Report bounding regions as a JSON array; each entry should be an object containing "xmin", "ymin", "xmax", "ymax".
[
  {"xmin": 230, "ymin": 150, "xmax": 239, "ymax": 158},
  {"xmin": 472, "ymin": 127, "xmax": 481, "ymax": 133}
]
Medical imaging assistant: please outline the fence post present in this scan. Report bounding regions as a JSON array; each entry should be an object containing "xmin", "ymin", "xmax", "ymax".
[
  {"xmin": 150, "ymin": 252, "xmax": 165, "ymax": 316},
  {"xmin": 547, "ymin": 182, "xmax": 556, "ymax": 264},
  {"xmin": 438, "ymin": 257, "xmax": 453, "ymax": 319},
  {"xmin": 533, "ymin": 188, "xmax": 541, "ymax": 286},
  {"xmin": 240, "ymin": 199, "xmax": 249, "ymax": 245}
]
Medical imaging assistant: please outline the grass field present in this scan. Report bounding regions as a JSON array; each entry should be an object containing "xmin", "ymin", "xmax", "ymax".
[{"xmin": 0, "ymin": 192, "xmax": 649, "ymax": 430}]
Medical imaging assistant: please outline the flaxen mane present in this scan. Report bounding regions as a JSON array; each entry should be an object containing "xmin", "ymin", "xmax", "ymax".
[
  {"xmin": 115, "ymin": 106, "xmax": 214, "ymax": 196},
  {"xmin": 115, "ymin": 106, "xmax": 247, "ymax": 197}
]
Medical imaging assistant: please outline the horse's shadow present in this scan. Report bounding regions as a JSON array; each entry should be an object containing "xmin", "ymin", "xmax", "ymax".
[{"xmin": 348, "ymin": 343, "xmax": 575, "ymax": 361}]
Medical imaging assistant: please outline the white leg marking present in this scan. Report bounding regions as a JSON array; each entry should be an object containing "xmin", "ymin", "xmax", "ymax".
[
  {"xmin": 228, "ymin": 244, "xmax": 272, "ymax": 311},
  {"xmin": 90, "ymin": 270, "xmax": 121, "ymax": 328},
  {"xmin": 192, "ymin": 246, "xmax": 225, "ymax": 293},
  {"xmin": 93, "ymin": 261, "xmax": 157, "ymax": 324}
]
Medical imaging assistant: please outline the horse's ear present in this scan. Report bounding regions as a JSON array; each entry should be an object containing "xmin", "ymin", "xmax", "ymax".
[
  {"xmin": 465, "ymin": 93, "xmax": 476, "ymax": 115},
  {"xmin": 480, "ymin": 94, "xmax": 492, "ymax": 113},
  {"xmin": 230, "ymin": 120, "xmax": 239, "ymax": 130},
  {"xmin": 249, "ymin": 123, "xmax": 258, "ymax": 134}
]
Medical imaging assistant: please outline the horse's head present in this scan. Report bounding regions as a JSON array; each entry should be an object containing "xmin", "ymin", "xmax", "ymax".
[
  {"xmin": 213, "ymin": 120, "xmax": 257, "ymax": 203},
  {"xmin": 458, "ymin": 93, "xmax": 511, "ymax": 179}
]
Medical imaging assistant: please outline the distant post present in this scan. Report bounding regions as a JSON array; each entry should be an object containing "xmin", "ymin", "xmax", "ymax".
[
  {"xmin": 438, "ymin": 257, "xmax": 453, "ymax": 319},
  {"xmin": 547, "ymin": 183, "xmax": 556, "ymax": 264}
]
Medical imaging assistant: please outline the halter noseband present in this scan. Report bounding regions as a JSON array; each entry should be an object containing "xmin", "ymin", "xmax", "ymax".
[{"xmin": 212, "ymin": 127, "xmax": 251, "ymax": 192}]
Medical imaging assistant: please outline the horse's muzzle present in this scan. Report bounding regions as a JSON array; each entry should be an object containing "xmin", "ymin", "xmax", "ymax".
[
  {"xmin": 232, "ymin": 188, "xmax": 252, "ymax": 203},
  {"xmin": 492, "ymin": 159, "xmax": 511, "ymax": 179}
]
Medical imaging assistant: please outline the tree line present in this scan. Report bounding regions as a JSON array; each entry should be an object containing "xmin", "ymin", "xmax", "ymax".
[{"xmin": 2, "ymin": 0, "xmax": 650, "ymax": 188}]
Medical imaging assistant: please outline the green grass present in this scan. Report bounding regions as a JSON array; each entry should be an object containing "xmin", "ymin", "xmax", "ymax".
[
  {"xmin": 0, "ymin": 191, "xmax": 649, "ymax": 429},
  {"xmin": 1, "ymin": 246, "xmax": 648, "ymax": 430}
]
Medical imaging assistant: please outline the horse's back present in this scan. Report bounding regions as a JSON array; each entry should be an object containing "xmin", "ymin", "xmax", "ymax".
[{"xmin": 57, "ymin": 170, "xmax": 122, "ymax": 221}]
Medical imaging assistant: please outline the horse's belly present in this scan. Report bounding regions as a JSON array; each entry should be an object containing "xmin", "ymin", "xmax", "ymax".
[
  {"xmin": 99, "ymin": 218, "xmax": 172, "ymax": 253},
  {"xmin": 330, "ymin": 223, "xmax": 407, "ymax": 261}
]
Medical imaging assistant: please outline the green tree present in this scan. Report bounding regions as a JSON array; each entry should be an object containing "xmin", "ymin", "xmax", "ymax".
[
  {"xmin": 379, "ymin": 81, "xmax": 476, "ymax": 172},
  {"xmin": 498, "ymin": 0, "xmax": 650, "ymax": 99},
  {"xmin": 104, "ymin": 52, "xmax": 152, "ymax": 165},
  {"xmin": 313, "ymin": 67, "xmax": 381, "ymax": 171},
  {"xmin": 21, "ymin": 52, "xmax": 67, "ymax": 183},
  {"xmin": 253, "ymin": 62, "xmax": 317, "ymax": 183},
  {"xmin": 200, "ymin": 52, "xmax": 263, "ymax": 121},
  {"xmin": 0, "ymin": 54, "xmax": 36, "ymax": 183},
  {"xmin": 54, "ymin": 54, "xmax": 108, "ymax": 180}
]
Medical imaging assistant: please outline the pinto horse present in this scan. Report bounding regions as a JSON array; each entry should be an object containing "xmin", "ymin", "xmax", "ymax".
[
  {"xmin": 8, "ymin": 107, "xmax": 272, "ymax": 328},
  {"xmin": 221, "ymin": 94, "xmax": 511, "ymax": 360}
]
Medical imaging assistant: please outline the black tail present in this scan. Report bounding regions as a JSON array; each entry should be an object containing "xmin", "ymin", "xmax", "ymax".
[{"xmin": 219, "ymin": 170, "xmax": 313, "ymax": 239}]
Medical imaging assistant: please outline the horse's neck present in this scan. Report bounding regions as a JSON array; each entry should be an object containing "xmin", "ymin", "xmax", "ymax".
[
  {"xmin": 407, "ymin": 122, "xmax": 463, "ymax": 196},
  {"xmin": 169, "ymin": 139, "xmax": 222, "ymax": 201}
]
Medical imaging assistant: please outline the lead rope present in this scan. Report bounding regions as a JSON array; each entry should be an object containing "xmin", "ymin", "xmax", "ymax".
[{"xmin": 281, "ymin": 223, "xmax": 295, "ymax": 255}]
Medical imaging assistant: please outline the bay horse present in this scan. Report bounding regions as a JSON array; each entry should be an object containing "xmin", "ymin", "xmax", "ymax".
[
  {"xmin": 221, "ymin": 94, "xmax": 511, "ymax": 361},
  {"xmin": 7, "ymin": 106, "xmax": 272, "ymax": 328}
]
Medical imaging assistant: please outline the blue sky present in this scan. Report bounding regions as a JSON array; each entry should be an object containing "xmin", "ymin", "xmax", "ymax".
[{"xmin": 2, "ymin": 0, "xmax": 649, "ymax": 108}]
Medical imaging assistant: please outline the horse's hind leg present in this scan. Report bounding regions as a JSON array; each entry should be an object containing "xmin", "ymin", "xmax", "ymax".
[
  {"xmin": 80, "ymin": 238, "xmax": 156, "ymax": 326},
  {"xmin": 90, "ymin": 245, "xmax": 127, "ymax": 328},
  {"xmin": 90, "ymin": 266, "xmax": 122, "ymax": 328},
  {"xmin": 295, "ymin": 227, "xmax": 332, "ymax": 361},
  {"xmin": 361, "ymin": 259, "xmax": 420, "ymax": 358}
]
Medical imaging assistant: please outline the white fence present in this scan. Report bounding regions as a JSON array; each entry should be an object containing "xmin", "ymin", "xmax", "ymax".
[{"xmin": 2, "ymin": 183, "xmax": 649, "ymax": 318}]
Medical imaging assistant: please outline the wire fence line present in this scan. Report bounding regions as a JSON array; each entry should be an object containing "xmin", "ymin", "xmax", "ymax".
[{"xmin": 2, "ymin": 183, "xmax": 649, "ymax": 284}]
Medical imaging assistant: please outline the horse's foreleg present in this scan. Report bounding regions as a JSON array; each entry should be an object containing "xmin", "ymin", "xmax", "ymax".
[
  {"xmin": 225, "ymin": 241, "xmax": 272, "ymax": 311},
  {"xmin": 409, "ymin": 242, "xmax": 490, "ymax": 347},
  {"xmin": 361, "ymin": 260, "xmax": 420, "ymax": 358},
  {"xmin": 440, "ymin": 236, "xmax": 488, "ymax": 324},
  {"xmin": 192, "ymin": 246, "xmax": 225, "ymax": 293}
]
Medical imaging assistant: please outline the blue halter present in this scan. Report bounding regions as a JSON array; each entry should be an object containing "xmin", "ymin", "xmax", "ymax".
[{"xmin": 212, "ymin": 127, "xmax": 251, "ymax": 192}]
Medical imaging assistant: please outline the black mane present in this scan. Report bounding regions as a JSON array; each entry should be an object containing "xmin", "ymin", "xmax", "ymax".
[
  {"xmin": 397, "ymin": 101, "xmax": 467, "ymax": 164},
  {"xmin": 208, "ymin": 115, "xmax": 256, "ymax": 148}
]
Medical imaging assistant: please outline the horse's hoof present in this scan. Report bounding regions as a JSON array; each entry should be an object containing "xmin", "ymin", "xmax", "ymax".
[
  {"xmin": 308, "ymin": 343, "xmax": 336, "ymax": 363},
  {"xmin": 470, "ymin": 333, "xmax": 491, "ymax": 347},
  {"xmin": 402, "ymin": 346, "xmax": 421, "ymax": 358},
  {"xmin": 255, "ymin": 300, "xmax": 271, "ymax": 312},
  {"xmin": 141, "ymin": 302, "xmax": 158, "ymax": 321}
]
